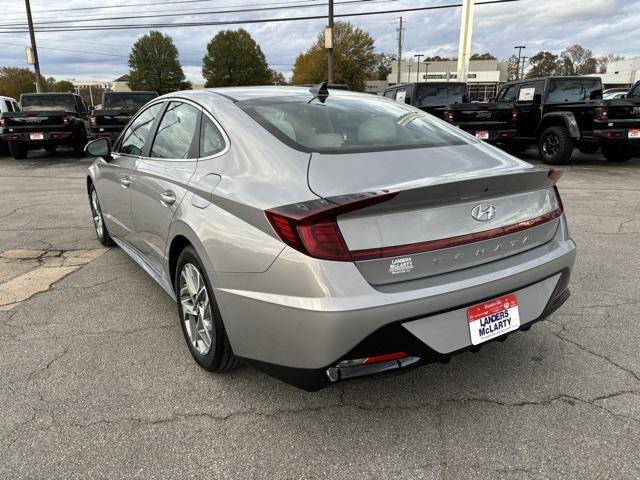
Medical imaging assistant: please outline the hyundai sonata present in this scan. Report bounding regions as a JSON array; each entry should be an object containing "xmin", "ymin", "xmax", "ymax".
[{"xmin": 85, "ymin": 84, "xmax": 576, "ymax": 390}]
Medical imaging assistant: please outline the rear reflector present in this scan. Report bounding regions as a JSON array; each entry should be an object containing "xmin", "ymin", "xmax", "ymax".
[{"xmin": 265, "ymin": 191, "xmax": 398, "ymax": 262}]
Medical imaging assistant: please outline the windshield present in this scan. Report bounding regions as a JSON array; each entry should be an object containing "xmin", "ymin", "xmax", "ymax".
[
  {"xmin": 238, "ymin": 94, "xmax": 472, "ymax": 153},
  {"xmin": 104, "ymin": 93, "xmax": 157, "ymax": 110},
  {"xmin": 21, "ymin": 95, "xmax": 76, "ymax": 112},
  {"xmin": 547, "ymin": 79, "xmax": 602, "ymax": 103},
  {"xmin": 415, "ymin": 84, "xmax": 468, "ymax": 107}
]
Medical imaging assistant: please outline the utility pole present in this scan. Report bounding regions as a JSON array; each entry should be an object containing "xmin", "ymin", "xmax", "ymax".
[
  {"xmin": 425, "ymin": 62, "xmax": 431, "ymax": 82},
  {"xmin": 520, "ymin": 56, "xmax": 528, "ymax": 80},
  {"xmin": 514, "ymin": 45, "xmax": 526, "ymax": 80},
  {"xmin": 414, "ymin": 54, "xmax": 424, "ymax": 82},
  {"xmin": 25, "ymin": 0, "xmax": 43, "ymax": 92},
  {"xmin": 407, "ymin": 63, "xmax": 412, "ymax": 82},
  {"xmin": 456, "ymin": 0, "xmax": 475, "ymax": 83},
  {"xmin": 326, "ymin": 0, "xmax": 335, "ymax": 83},
  {"xmin": 395, "ymin": 16, "xmax": 404, "ymax": 85}
]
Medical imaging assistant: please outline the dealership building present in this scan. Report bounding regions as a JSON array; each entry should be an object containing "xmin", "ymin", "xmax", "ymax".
[
  {"xmin": 585, "ymin": 58, "xmax": 640, "ymax": 89},
  {"xmin": 387, "ymin": 59, "xmax": 509, "ymax": 101}
]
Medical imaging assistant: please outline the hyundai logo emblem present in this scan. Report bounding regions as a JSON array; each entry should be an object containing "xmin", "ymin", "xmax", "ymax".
[{"xmin": 471, "ymin": 204, "xmax": 496, "ymax": 222}]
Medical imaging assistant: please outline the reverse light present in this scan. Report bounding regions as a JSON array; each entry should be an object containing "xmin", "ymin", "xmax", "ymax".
[
  {"xmin": 90, "ymin": 116, "xmax": 97, "ymax": 127},
  {"xmin": 62, "ymin": 116, "xmax": 69, "ymax": 126},
  {"xmin": 595, "ymin": 106, "xmax": 609, "ymax": 122},
  {"xmin": 511, "ymin": 108, "xmax": 518, "ymax": 122},
  {"xmin": 444, "ymin": 111, "xmax": 455, "ymax": 122},
  {"xmin": 0, "ymin": 118, "xmax": 4, "ymax": 128},
  {"xmin": 265, "ymin": 191, "xmax": 398, "ymax": 262}
]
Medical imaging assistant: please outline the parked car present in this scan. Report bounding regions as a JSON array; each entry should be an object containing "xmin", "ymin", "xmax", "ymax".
[
  {"xmin": 90, "ymin": 91, "xmax": 158, "ymax": 141},
  {"xmin": 603, "ymin": 87, "xmax": 629, "ymax": 97},
  {"xmin": 603, "ymin": 91, "xmax": 628, "ymax": 100},
  {"xmin": 492, "ymin": 76, "xmax": 640, "ymax": 163},
  {"xmin": 84, "ymin": 85, "xmax": 576, "ymax": 391},
  {"xmin": 626, "ymin": 81, "xmax": 640, "ymax": 100},
  {"xmin": 0, "ymin": 95, "xmax": 20, "ymax": 156},
  {"xmin": 384, "ymin": 82, "xmax": 517, "ymax": 143},
  {"xmin": 0, "ymin": 93, "xmax": 91, "ymax": 159}
]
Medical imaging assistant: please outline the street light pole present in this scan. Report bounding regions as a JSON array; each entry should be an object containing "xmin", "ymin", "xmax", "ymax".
[
  {"xmin": 24, "ymin": 0, "xmax": 43, "ymax": 92},
  {"xmin": 414, "ymin": 54, "xmax": 424, "ymax": 82},
  {"xmin": 407, "ymin": 64, "xmax": 412, "ymax": 83},
  {"xmin": 520, "ymin": 56, "xmax": 528, "ymax": 80},
  {"xmin": 327, "ymin": 0, "xmax": 335, "ymax": 83},
  {"xmin": 514, "ymin": 45, "xmax": 526, "ymax": 80},
  {"xmin": 424, "ymin": 62, "xmax": 431, "ymax": 82}
]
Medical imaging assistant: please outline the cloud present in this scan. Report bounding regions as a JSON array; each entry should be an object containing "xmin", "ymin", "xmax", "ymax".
[{"xmin": 0, "ymin": 0, "xmax": 638, "ymax": 83}]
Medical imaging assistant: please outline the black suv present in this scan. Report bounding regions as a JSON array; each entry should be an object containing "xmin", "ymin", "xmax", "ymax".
[
  {"xmin": 494, "ymin": 76, "xmax": 640, "ymax": 164},
  {"xmin": 0, "ymin": 93, "xmax": 91, "ymax": 159},
  {"xmin": 90, "ymin": 91, "xmax": 158, "ymax": 141},
  {"xmin": 383, "ymin": 82, "xmax": 517, "ymax": 143}
]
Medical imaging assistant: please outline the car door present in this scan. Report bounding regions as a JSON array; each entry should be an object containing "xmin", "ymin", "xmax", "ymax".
[
  {"xmin": 95, "ymin": 102, "xmax": 164, "ymax": 242},
  {"xmin": 515, "ymin": 80, "xmax": 544, "ymax": 137},
  {"xmin": 129, "ymin": 100, "xmax": 201, "ymax": 273}
]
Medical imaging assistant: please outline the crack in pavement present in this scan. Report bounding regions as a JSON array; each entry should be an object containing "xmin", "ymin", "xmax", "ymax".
[{"xmin": 26, "ymin": 344, "xmax": 71, "ymax": 382}]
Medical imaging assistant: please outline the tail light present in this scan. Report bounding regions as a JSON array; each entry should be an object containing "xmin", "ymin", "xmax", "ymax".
[
  {"xmin": 265, "ymin": 191, "xmax": 398, "ymax": 262},
  {"xmin": 90, "ymin": 116, "xmax": 96, "ymax": 127},
  {"xmin": 511, "ymin": 108, "xmax": 518, "ymax": 122},
  {"xmin": 595, "ymin": 106, "xmax": 609, "ymax": 122},
  {"xmin": 548, "ymin": 168, "xmax": 563, "ymax": 182},
  {"xmin": 62, "ymin": 116, "xmax": 69, "ymax": 126},
  {"xmin": 0, "ymin": 118, "xmax": 4, "ymax": 128},
  {"xmin": 444, "ymin": 111, "xmax": 455, "ymax": 122}
]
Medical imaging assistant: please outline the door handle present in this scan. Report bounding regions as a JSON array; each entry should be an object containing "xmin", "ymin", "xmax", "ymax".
[
  {"xmin": 120, "ymin": 176, "xmax": 131, "ymax": 188},
  {"xmin": 160, "ymin": 191, "xmax": 176, "ymax": 206}
]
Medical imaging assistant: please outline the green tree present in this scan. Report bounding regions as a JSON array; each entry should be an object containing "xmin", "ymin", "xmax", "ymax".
[
  {"xmin": 506, "ymin": 54, "xmax": 521, "ymax": 81},
  {"xmin": 560, "ymin": 44, "xmax": 594, "ymax": 76},
  {"xmin": 292, "ymin": 21, "xmax": 377, "ymax": 91},
  {"xmin": 526, "ymin": 51, "xmax": 561, "ymax": 78},
  {"xmin": 0, "ymin": 67, "xmax": 37, "ymax": 99},
  {"xmin": 50, "ymin": 80, "xmax": 75, "ymax": 92},
  {"xmin": 369, "ymin": 53, "xmax": 393, "ymax": 81},
  {"xmin": 202, "ymin": 29, "xmax": 270, "ymax": 87},
  {"xmin": 470, "ymin": 52, "xmax": 497, "ymax": 60},
  {"xmin": 128, "ymin": 31, "xmax": 188, "ymax": 94},
  {"xmin": 269, "ymin": 69, "xmax": 286, "ymax": 85}
]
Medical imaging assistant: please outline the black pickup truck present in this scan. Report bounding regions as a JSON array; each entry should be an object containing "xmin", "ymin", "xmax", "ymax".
[
  {"xmin": 90, "ymin": 91, "xmax": 158, "ymax": 141},
  {"xmin": 383, "ymin": 82, "xmax": 516, "ymax": 143},
  {"xmin": 492, "ymin": 76, "xmax": 640, "ymax": 164},
  {"xmin": 0, "ymin": 93, "xmax": 91, "ymax": 159}
]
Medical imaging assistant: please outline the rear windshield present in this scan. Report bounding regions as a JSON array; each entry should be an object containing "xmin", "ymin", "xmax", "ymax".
[
  {"xmin": 104, "ymin": 93, "xmax": 157, "ymax": 110},
  {"xmin": 547, "ymin": 79, "xmax": 602, "ymax": 103},
  {"xmin": 21, "ymin": 95, "xmax": 76, "ymax": 112},
  {"xmin": 238, "ymin": 94, "xmax": 472, "ymax": 153},
  {"xmin": 415, "ymin": 84, "xmax": 468, "ymax": 107}
]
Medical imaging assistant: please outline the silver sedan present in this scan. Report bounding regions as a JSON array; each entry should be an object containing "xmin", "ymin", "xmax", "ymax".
[{"xmin": 85, "ymin": 85, "xmax": 576, "ymax": 390}]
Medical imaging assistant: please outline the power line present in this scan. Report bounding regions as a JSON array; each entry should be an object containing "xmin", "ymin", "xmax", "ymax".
[
  {"xmin": 0, "ymin": 0, "xmax": 522, "ymax": 34},
  {"xmin": 1, "ymin": 0, "xmax": 394, "ymax": 28}
]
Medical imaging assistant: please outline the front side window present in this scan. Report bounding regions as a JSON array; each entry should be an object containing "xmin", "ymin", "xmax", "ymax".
[
  {"xmin": 199, "ymin": 114, "xmax": 226, "ymax": 157},
  {"xmin": 21, "ymin": 95, "xmax": 76, "ymax": 112},
  {"xmin": 548, "ymin": 79, "xmax": 602, "ymax": 103},
  {"xmin": 238, "ymin": 94, "xmax": 472, "ymax": 153},
  {"xmin": 118, "ymin": 103, "xmax": 163, "ymax": 156},
  {"xmin": 150, "ymin": 102, "xmax": 199, "ymax": 159}
]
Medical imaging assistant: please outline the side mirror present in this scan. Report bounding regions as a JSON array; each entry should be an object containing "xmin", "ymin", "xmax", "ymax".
[{"xmin": 85, "ymin": 137, "xmax": 112, "ymax": 160}]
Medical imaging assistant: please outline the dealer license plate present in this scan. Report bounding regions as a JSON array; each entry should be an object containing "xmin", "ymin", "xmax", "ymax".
[
  {"xmin": 467, "ymin": 294, "xmax": 520, "ymax": 345},
  {"xmin": 475, "ymin": 130, "xmax": 489, "ymax": 139},
  {"xmin": 29, "ymin": 132, "xmax": 44, "ymax": 140},
  {"xmin": 629, "ymin": 129, "xmax": 640, "ymax": 139}
]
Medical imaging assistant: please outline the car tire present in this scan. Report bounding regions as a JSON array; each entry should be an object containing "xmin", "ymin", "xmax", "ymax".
[
  {"xmin": 8, "ymin": 141, "xmax": 28, "ymax": 160},
  {"xmin": 577, "ymin": 143, "xmax": 599, "ymax": 155},
  {"xmin": 539, "ymin": 126, "xmax": 574, "ymax": 165},
  {"xmin": 504, "ymin": 143, "xmax": 529, "ymax": 154},
  {"xmin": 73, "ymin": 131, "xmax": 87, "ymax": 156},
  {"xmin": 0, "ymin": 140, "xmax": 9, "ymax": 156},
  {"xmin": 88, "ymin": 184, "xmax": 114, "ymax": 246},
  {"xmin": 175, "ymin": 246, "xmax": 239, "ymax": 373},
  {"xmin": 602, "ymin": 145, "xmax": 634, "ymax": 163}
]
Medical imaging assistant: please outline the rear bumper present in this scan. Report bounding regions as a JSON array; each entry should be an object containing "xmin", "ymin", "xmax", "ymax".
[
  {"xmin": 2, "ymin": 131, "xmax": 74, "ymax": 143},
  {"xmin": 590, "ymin": 128, "xmax": 640, "ymax": 145},
  {"xmin": 214, "ymin": 216, "xmax": 576, "ymax": 389},
  {"xmin": 456, "ymin": 125, "xmax": 518, "ymax": 142},
  {"xmin": 91, "ymin": 127, "xmax": 123, "ymax": 141}
]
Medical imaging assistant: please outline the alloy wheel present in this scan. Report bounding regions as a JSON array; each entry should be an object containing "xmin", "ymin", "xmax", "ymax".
[
  {"xmin": 91, "ymin": 189, "xmax": 104, "ymax": 239},
  {"xmin": 179, "ymin": 263, "xmax": 214, "ymax": 355},
  {"xmin": 542, "ymin": 133, "xmax": 560, "ymax": 158}
]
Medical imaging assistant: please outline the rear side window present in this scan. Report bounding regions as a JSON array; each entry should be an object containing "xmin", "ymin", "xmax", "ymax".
[
  {"xmin": 548, "ymin": 79, "xmax": 602, "ymax": 103},
  {"xmin": 12, "ymin": 101, "xmax": 19, "ymax": 111},
  {"xmin": 150, "ymin": 102, "xmax": 199, "ymax": 159},
  {"xmin": 499, "ymin": 85, "xmax": 518, "ymax": 102},
  {"xmin": 119, "ymin": 103, "xmax": 163, "ymax": 156},
  {"xmin": 238, "ymin": 94, "xmax": 472, "ymax": 153},
  {"xmin": 199, "ymin": 114, "xmax": 226, "ymax": 157},
  {"xmin": 383, "ymin": 89, "xmax": 396, "ymax": 99}
]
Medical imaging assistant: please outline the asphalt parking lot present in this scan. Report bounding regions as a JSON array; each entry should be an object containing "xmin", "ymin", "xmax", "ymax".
[{"xmin": 1, "ymin": 149, "xmax": 640, "ymax": 479}]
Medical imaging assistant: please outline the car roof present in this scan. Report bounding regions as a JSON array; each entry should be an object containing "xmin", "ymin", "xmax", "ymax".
[{"xmin": 199, "ymin": 85, "xmax": 361, "ymax": 102}]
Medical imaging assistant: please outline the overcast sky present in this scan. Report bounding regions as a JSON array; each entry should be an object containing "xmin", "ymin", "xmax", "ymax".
[{"xmin": 1, "ymin": 0, "xmax": 639, "ymax": 83}]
